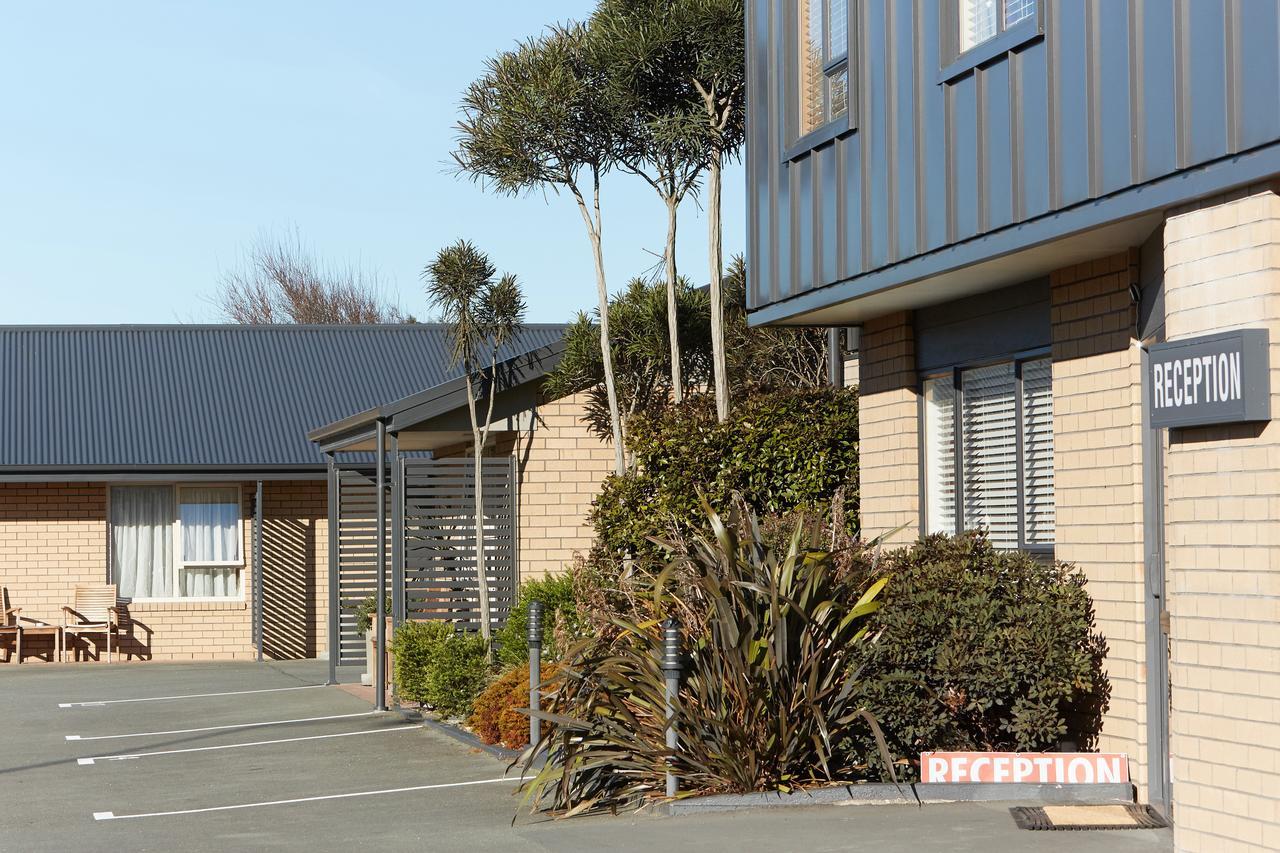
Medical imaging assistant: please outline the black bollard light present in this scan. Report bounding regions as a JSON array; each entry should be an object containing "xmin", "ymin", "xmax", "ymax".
[
  {"xmin": 661, "ymin": 617, "xmax": 683, "ymax": 798},
  {"xmin": 527, "ymin": 600, "xmax": 544, "ymax": 750}
]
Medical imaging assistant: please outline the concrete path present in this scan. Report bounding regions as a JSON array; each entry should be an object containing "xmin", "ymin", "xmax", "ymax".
[{"xmin": 0, "ymin": 660, "xmax": 1173, "ymax": 852}]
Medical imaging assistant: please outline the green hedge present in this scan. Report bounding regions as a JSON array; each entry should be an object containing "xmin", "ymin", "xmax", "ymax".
[
  {"xmin": 591, "ymin": 388, "xmax": 859, "ymax": 567},
  {"xmin": 844, "ymin": 532, "xmax": 1110, "ymax": 780},
  {"xmin": 390, "ymin": 620, "xmax": 490, "ymax": 718}
]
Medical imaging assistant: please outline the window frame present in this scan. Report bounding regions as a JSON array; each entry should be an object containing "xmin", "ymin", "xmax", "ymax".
[
  {"xmin": 937, "ymin": 0, "xmax": 1044, "ymax": 85},
  {"xmin": 918, "ymin": 348, "xmax": 1054, "ymax": 556},
  {"xmin": 106, "ymin": 482, "xmax": 247, "ymax": 603},
  {"xmin": 785, "ymin": 0, "xmax": 857, "ymax": 162}
]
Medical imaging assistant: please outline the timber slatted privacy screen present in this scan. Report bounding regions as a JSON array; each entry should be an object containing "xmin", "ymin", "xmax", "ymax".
[{"xmin": 335, "ymin": 458, "xmax": 518, "ymax": 664}]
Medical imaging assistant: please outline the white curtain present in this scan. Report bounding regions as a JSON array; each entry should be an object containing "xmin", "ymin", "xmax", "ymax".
[
  {"xmin": 180, "ymin": 488, "xmax": 241, "ymax": 598},
  {"xmin": 110, "ymin": 486, "xmax": 174, "ymax": 598}
]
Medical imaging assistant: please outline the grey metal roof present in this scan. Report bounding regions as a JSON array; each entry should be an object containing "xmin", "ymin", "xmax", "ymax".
[{"xmin": 0, "ymin": 324, "xmax": 565, "ymax": 474}]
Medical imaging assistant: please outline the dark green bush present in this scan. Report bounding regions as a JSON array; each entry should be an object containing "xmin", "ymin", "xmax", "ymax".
[
  {"xmin": 590, "ymin": 387, "xmax": 859, "ymax": 569},
  {"xmin": 845, "ymin": 532, "xmax": 1110, "ymax": 780},
  {"xmin": 351, "ymin": 594, "xmax": 392, "ymax": 635},
  {"xmin": 390, "ymin": 620, "xmax": 491, "ymax": 717},
  {"xmin": 494, "ymin": 572, "xmax": 584, "ymax": 670}
]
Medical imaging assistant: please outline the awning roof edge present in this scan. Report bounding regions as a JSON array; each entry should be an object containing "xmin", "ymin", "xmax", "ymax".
[{"xmin": 307, "ymin": 340, "xmax": 567, "ymax": 454}]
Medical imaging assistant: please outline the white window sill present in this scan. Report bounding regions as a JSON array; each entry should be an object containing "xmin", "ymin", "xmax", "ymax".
[{"xmin": 125, "ymin": 599, "xmax": 248, "ymax": 612}]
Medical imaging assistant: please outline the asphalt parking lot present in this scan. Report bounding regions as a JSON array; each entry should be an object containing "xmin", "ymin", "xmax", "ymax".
[{"xmin": 0, "ymin": 660, "xmax": 1173, "ymax": 852}]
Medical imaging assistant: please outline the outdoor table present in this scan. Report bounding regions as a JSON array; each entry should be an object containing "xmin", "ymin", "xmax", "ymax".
[{"xmin": 18, "ymin": 625, "xmax": 62, "ymax": 663}]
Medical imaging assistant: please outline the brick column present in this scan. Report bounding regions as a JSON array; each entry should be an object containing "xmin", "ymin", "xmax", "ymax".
[
  {"xmin": 1049, "ymin": 251, "xmax": 1150, "ymax": 796},
  {"xmin": 1162, "ymin": 187, "xmax": 1280, "ymax": 853},
  {"xmin": 858, "ymin": 311, "xmax": 919, "ymax": 545}
]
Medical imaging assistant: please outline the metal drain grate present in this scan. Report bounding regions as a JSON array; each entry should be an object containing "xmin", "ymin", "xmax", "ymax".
[{"xmin": 1011, "ymin": 804, "xmax": 1170, "ymax": 831}]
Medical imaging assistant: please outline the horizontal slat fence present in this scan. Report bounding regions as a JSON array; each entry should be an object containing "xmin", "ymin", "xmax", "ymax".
[{"xmin": 403, "ymin": 456, "xmax": 517, "ymax": 634}]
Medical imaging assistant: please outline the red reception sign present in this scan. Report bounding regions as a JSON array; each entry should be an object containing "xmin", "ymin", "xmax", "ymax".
[{"xmin": 920, "ymin": 752, "xmax": 1130, "ymax": 785}]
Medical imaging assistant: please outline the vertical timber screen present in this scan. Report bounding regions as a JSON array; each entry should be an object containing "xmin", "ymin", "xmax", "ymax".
[{"xmin": 402, "ymin": 456, "xmax": 517, "ymax": 635}]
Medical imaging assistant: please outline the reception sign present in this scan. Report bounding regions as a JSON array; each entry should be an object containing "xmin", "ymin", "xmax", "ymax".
[
  {"xmin": 921, "ymin": 752, "xmax": 1130, "ymax": 785},
  {"xmin": 1148, "ymin": 329, "xmax": 1271, "ymax": 429}
]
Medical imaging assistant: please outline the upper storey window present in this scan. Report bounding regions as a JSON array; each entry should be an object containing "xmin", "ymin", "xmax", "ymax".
[
  {"xmin": 959, "ymin": 0, "xmax": 1036, "ymax": 53},
  {"xmin": 798, "ymin": 0, "xmax": 849, "ymax": 135}
]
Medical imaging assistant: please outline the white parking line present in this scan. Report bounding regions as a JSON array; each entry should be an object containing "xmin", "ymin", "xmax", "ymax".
[
  {"xmin": 77, "ymin": 724, "xmax": 424, "ymax": 765},
  {"xmin": 59, "ymin": 685, "xmax": 326, "ymax": 708},
  {"xmin": 65, "ymin": 712, "xmax": 374, "ymax": 742},
  {"xmin": 92, "ymin": 776, "xmax": 516, "ymax": 821}
]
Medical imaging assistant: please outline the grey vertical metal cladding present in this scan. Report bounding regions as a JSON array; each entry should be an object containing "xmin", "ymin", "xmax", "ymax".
[{"xmin": 746, "ymin": 0, "xmax": 1280, "ymax": 318}]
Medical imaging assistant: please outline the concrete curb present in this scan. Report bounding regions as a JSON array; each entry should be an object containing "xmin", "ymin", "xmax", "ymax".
[{"xmin": 657, "ymin": 782, "xmax": 1135, "ymax": 816}]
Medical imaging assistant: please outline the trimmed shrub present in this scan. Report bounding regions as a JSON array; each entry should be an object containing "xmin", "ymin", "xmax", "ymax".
[
  {"xmin": 845, "ymin": 532, "xmax": 1110, "ymax": 780},
  {"xmin": 390, "ymin": 620, "xmax": 452, "ymax": 707},
  {"xmin": 590, "ymin": 388, "xmax": 859, "ymax": 571},
  {"xmin": 469, "ymin": 663, "xmax": 555, "ymax": 749},
  {"xmin": 494, "ymin": 572, "xmax": 583, "ymax": 669},
  {"xmin": 390, "ymin": 620, "xmax": 491, "ymax": 718},
  {"xmin": 351, "ymin": 594, "xmax": 392, "ymax": 635},
  {"xmin": 428, "ymin": 632, "xmax": 490, "ymax": 718}
]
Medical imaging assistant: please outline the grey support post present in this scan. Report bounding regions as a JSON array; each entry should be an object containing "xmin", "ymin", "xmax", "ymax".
[
  {"xmin": 661, "ymin": 617, "xmax": 683, "ymax": 798},
  {"xmin": 254, "ymin": 479, "xmax": 264, "ymax": 663},
  {"xmin": 389, "ymin": 431, "xmax": 404, "ymax": 628},
  {"xmin": 326, "ymin": 455, "xmax": 339, "ymax": 686},
  {"xmin": 374, "ymin": 420, "xmax": 388, "ymax": 712},
  {"xmin": 527, "ymin": 600, "xmax": 543, "ymax": 750}
]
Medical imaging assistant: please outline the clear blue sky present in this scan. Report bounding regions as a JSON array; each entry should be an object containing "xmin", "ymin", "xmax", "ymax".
[{"xmin": 0, "ymin": 1, "xmax": 744, "ymax": 324}]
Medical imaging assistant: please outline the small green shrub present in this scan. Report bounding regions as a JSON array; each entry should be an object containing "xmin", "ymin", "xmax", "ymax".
[
  {"xmin": 390, "ymin": 620, "xmax": 452, "ymax": 707},
  {"xmin": 351, "ymin": 594, "xmax": 392, "ymax": 635},
  {"xmin": 391, "ymin": 620, "xmax": 491, "ymax": 717},
  {"xmin": 429, "ymin": 632, "xmax": 490, "ymax": 718},
  {"xmin": 845, "ymin": 532, "xmax": 1110, "ymax": 780},
  {"xmin": 494, "ymin": 572, "xmax": 583, "ymax": 669}
]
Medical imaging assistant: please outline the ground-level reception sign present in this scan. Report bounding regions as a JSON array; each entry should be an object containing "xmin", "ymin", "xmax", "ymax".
[
  {"xmin": 1149, "ymin": 329, "xmax": 1271, "ymax": 428},
  {"xmin": 921, "ymin": 752, "xmax": 1130, "ymax": 784}
]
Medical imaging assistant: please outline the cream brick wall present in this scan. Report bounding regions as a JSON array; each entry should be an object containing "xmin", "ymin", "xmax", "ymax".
[
  {"xmin": 1049, "ymin": 252, "xmax": 1151, "ymax": 796},
  {"xmin": 1161, "ymin": 188, "xmax": 1280, "ymax": 853},
  {"xmin": 510, "ymin": 392, "xmax": 615, "ymax": 580},
  {"xmin": 0, "ymin": 480, "xmax": 327, "ymax": 662},
  {"xmin": 858, "ymin": 311, "xmax": 920, "ymax": 545}
]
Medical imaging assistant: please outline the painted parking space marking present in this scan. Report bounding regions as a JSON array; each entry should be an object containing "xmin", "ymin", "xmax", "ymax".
[
  {"xmin": 65, "ymin": 711, "xmax": 375, "ymax": 742},
  {"xmin": 92, "ymin": 776, "xmax": 516, "ymax": 821},
  {"xmin": 77, "ymin": 724, "xmax": 424, "ymax": 765},
  {"xmin": 59, "ymin": 684, "xmax": 326, "ymax": 708}
]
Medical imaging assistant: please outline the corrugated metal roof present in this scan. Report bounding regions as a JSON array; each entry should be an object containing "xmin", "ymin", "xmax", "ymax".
[{"xmin": 0, "ymin": 324, "xmax": 565, "ymax": 471}]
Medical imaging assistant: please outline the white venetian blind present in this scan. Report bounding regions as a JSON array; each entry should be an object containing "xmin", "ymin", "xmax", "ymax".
[
  {"xmin": 959, "ymin": 0, "xmax": 999, "ymax": 52},
  {"xmin": 961, "ymin": 362, "xmax": 1019, "ymax": 549},
  {"xmin": 923, "ymin": 376, "xmax": 957, "ymax": 535},
  {"xmin": 1021, "ymin": 358, "xmax": 1055, "ymax": 545}
]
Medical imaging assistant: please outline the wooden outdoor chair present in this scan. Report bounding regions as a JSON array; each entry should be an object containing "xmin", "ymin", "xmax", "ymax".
[
  {"xmin": 1, "ymin": 587, "xmax": 62, "ymax": 663},
  {"xmin": 0, "ymin": 587, "xmax": 21, "ymax": 663},
  {"xmin": 62, "ymin": 584, "xmax": 121, "ymax": 663}
]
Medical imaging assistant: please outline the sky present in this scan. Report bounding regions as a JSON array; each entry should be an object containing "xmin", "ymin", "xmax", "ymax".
[{"xmin": 0, "ymin": 1, "xmax": 744, "ymax": 325}]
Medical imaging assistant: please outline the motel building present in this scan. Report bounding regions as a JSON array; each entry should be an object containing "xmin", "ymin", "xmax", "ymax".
[{"xmin": 746, "ymin": 1, "xmax": 1280, "ymax": 850}]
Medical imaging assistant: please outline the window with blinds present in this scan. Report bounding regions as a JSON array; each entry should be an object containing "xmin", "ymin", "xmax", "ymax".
[
  {"xmin": 958, "ymin": 0, "xmax": 1037, "ymax": 53},
  {"xmin": 798, "ymin": 0, "xmax": 850, "ymax": 136},
  {"xmin": 922, "ymin": 356, "xmax": 1054, "ymax": 551}
]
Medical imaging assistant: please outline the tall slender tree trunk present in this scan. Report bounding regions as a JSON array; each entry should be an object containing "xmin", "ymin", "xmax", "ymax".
[
  {"xmin": 664, "ymin": 195, "xmax": 683, "ymax": 403},
  {"xmin": 464, "ymin": 369, "xmax": 492, "ymax": 644},
  {"xmin": 707, "ymin": 154, "xmax": 729, "ymax": 422},
  {"xmin": 571, "ymin": 178, "xmax": 626, "ymax": 476}
]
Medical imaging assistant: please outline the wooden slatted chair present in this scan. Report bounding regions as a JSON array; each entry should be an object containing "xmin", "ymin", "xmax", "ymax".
[
  {"xmin": 62, "ymin": 584, "xmax": 121, "ymax": 663},
  {"xmin": 0, "ymin": 587, "xmax": 20, "ymax": 663}
]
